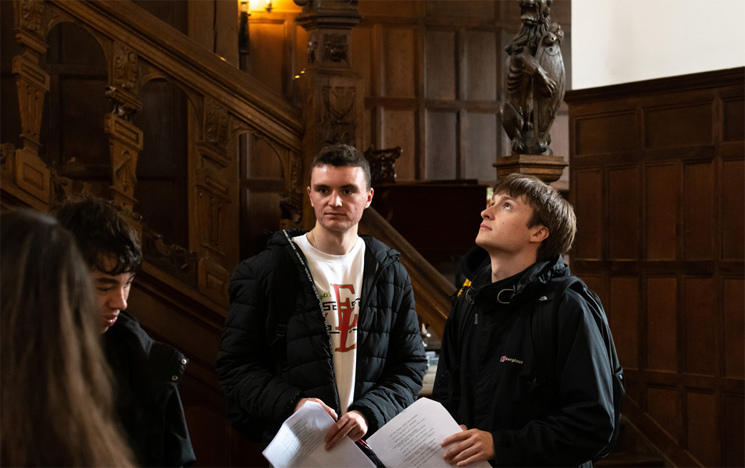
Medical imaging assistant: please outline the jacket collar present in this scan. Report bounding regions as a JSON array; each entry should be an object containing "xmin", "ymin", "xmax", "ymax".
[{"xmin": 471, "ymin": 256, "xmax": 570, "ymax": 305}]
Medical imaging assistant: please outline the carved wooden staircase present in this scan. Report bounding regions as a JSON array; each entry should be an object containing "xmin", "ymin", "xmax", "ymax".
[{"xmin": 1, "ymin": 1, "xmax": 454, "ymax": 465}]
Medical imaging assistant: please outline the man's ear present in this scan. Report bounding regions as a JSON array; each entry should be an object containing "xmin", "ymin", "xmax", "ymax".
[
  {"xmin": 364, "ymin": 187, "xmax": 374, "ymax": 208},
  {"xmin": 530, "ymin": 225, "xmax": 549, "ymax": 244},
  {"xmin": 307, "ymin": 186, "xmax": 314, "ymax": 207}
]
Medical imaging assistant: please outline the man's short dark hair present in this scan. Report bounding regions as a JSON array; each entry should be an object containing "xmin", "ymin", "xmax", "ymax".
[
  {"xmin": 310, "ymin": 144, "xmax": 372, "ymax": 190},
  {"xmin": 494, "ymin": 173, "xmax": 577, "ymax": 261},
  {"xmin": 54, "ymin": 197, "xmax": 142, "ymax": 276}
]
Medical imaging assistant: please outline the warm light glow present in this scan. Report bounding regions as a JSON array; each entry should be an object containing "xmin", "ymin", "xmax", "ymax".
[{"xmin": 264, "ymin": 0, "xmax": 273, "ymax": 12}]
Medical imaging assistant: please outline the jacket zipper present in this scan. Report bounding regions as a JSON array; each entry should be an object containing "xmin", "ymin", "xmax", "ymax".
[{"xmin": 283, "ymin": 230, "xmax": 342, "ymax": 414}]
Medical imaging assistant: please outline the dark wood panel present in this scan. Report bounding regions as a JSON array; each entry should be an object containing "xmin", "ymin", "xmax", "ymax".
[
  {"xmin": 425, "ymin": 30, "xmax": 456, "ymax": 101},
  {"xmin": 646, "ymin": 386, "xmax": 682, "ymax": 442},
  {"xmin": 684, "ymin": 277, "xmax": 716, "ymax": 376},
  {"xmin": 721, "ymin": 159, "xmax": 745, "ymax": 260},
  {"xmin": 608, "ymin": 166, "xmax": 640, "ymax": 260},
  {"xmin": 686, "ymin": 391, "xmax": 718, "ymax": 466},
  {"xmin": 425, "ymin": 110, "xmax": 457, "ymax": 179},
  {"xmin": 573, "ymin": 168, "xmax": 602, "ymax": 260},
  {"xmin": 382, "ymin": 26, "xmax": 417, "ymax": 98},
  {"xmin": 722, "ymin": 97, "xmax": 745, "ymax": 142},
  {"xmin": 465, "ymin": 30, "xmax": 497, "ymax": 102},
  {"xmin": 644, "ymin": 103, "xmax": 713, "ymax": 149},
  {"xmin": 724, "ymin": 395, "xmax": 745, "ymax": 467},
  {"xmin": 575, "ymin": 112, "xmax": 637, "ymax": 156},
  {"xmin": 723, "ymin": 278, "xmax": 745, "ymax": 379},
  {"xmin": 645, "ymin": 163, "xmax": 678, "ymax": 260},
  {"xmin": 465, "ymin": 112, "xmax": 498, "ymax": 180},
  {"xmin": 684, "ymin": 162, "xmax": 715, "ymax": 260},
  {"xmin": 610, "ymin": 276, "xmax": 639, "ymax": 370},
  {"xmin": 647, "ymin": 277, "xmax": 677, "ymax": 372},
  {"xmin": 425, "ymin": 0, "xmax": 498, "ymax": 20},
  {"xmin": 382, "ymin": 108, "xmax": 417, "ymax": 180}
]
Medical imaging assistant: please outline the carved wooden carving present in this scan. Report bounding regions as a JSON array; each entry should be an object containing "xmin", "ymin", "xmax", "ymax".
[
  {"xmin": 365, "ymin": 145, "xmax": 402, "ymax": 186},
  {"xmin": 142, "ymin": 226, "xmax": 199, "ymax": 286},
  {"xmin": 104, "ymin": 113, "xmax": 143, "ymax": 212},
  {"xmin": 322, "ymin": 33, "xmax": 348, "ymax": 63},
  {"xmin": 322, "ymin": 85, "xmax": 356, "ymax": 145},
  {"xmin": 500, "ymin": 0, "xmax": 565, "ymax": 156},
  {"xmin": 113, "ymin": 42, "xmax": 139, "ymax": 92}
]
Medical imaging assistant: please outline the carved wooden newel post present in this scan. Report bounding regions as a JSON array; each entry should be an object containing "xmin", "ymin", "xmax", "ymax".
[
  {"xmin": 495, "ymin": 0, "xmax": 567, "ymax": 182},
  {"xmin": 105, "ymin": 42, "xmax": 144, "ymax": 237},
  {"xmin": 294, "ymin": 0, "xmax": 365, "ymax": 229},
  {"xmin": 9, "ymin": 0, "xmax": 51, "ymax": 205}
]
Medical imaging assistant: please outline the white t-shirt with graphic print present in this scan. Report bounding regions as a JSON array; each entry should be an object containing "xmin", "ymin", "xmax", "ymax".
[{"xmin": 293, "ymin": 233, "xmax": 365, "ymax": 414}]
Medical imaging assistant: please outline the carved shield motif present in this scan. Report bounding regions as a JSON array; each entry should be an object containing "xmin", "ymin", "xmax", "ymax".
[{"xmin": 533, "ymin": 33, "xmax": 565, "ymax": 139}]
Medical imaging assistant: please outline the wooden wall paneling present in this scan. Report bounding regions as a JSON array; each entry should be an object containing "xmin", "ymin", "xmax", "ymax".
[
  {"xmin": 351, "ymin": 26, "xmax": 373, "ymax": 97},
  {"xmin": 610, "ymin": 276, "xmax": 639, "ymax": 371},
  {"xmin": 683, "ymin": 277, "xmax": 716, "ymax": 376},
  {"xmin": 567, "ymin": 68, "xmax": 745, "ymax": 468},
  {"xmin": 572, "ymin": 168, "xmax": 602, "ymax": 260},
  {"xmin": 724, "ymin": 395, "xmax": 745, "ymax": 467},
  {"xmin": 425, "ymin": 29, "xmax": 456, "ymax": 101},
  {"xmin": 647, "ymin": 277, "xmax": 677, "ymax": 372},
  {"xmin": 424, "ymin": 0, "xmax": 498, "ymax": 20},
  {"xmin": 465, "ymin": 30, "xmax": 497, "ymax": 102},
  {"xmin": 721, "ymin": 158, "xmax": 745, "ymax": 260},
  {"xmin": 721, "ymin": 96, "xmax": 744, "ymax": 143},
  {"xmin": 608, "ymin": 166, "xmax": 641, "ymax": 260},
  {"xmin": 358, "ymin": 0, "xmax": 420, "ymax": 18},
  {"xmin": 643, "ymin": 103, "xmax": 714, "ymax": 151},
  {"xmin": 248, "ymin": 19, "xmax": 288, "ymax": 96},
  {"xmin": 687, "ymin": 391, "xmax": 719, "ymax": 466},
  {"xmin": 645, "ymin": 163, "xmax": 679, "ymax": 260},
  {"xmin": 382, "ymin": 108, "xmax": 417, "ymax": 180},
  {"xmin": 647, "ymin": 386, "xmax": 682, "ymax": 443},
  {"xmin": 425, "ymin": 110, "xmax": 457, "ymax": 179},
  {"xmin": 723, "ymin": 278, "xmax": 744, "ymax": 379},
  {"xmin": 575, "ymin": 111, "xmax": 637, "ymax": 157},
  {"xmin": 382, "ymin": 25, "xmax": 416, "ymax": 98},
  {"xmin": 683, "ymin": 162, "xmax": 715, "ymax": 260},
  {"xmin": 465, "ymin": 112, "xmax": 498, "ymax": 180}
]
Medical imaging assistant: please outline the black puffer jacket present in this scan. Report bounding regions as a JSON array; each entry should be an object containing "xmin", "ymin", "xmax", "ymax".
[
  {"xmin": 217, "ymin": 229, "xmax": 427, "ymax": 442},
  {"xmin": 104, "ymin": 311, "xmax": 196, "ymax": 467},
  {"xmin": 433, "ymin": 257, "xmax": 614, "ymax": 467}
]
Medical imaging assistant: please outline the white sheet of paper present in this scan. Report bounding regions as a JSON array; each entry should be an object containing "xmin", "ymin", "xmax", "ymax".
[
  {"xmin": 262, "ymin": 401, "xmax": 375, "ymax": 468},
  {"xmin": 367, "ymin": 398, "xmax": 491, "ymax": 468}
]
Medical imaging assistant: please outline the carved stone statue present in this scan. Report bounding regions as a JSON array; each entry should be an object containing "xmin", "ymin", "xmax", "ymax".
[{"xmin": 500, "ymin": 0, "xmax": 565, "ymax": 156}]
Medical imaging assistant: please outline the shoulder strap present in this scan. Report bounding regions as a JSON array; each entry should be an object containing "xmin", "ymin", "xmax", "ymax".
[{"xmin": 530, "ymin": 276, "xmax": 582, "ymax": 387}]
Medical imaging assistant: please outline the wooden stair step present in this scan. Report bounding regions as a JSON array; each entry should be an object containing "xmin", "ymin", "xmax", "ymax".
[{"xmin": 595, "ymin": 451, "xmax": 664, "ymax": 467}]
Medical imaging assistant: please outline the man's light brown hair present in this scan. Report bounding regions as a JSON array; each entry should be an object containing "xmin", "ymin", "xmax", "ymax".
[{"xmin": 493, "ymin": 173, "xmax": 576, "ymax": 261}]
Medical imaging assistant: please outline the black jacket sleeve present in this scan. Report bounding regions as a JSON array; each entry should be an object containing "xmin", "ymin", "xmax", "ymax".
[
  {"xmin": 492, "ymin": 290, "xmax": 615, "ymax": 467},
  {"xmin": 163, "ymin": 388, "xmax": 196, "ymax": 467},
  {"xmin": 216, "ymin": 250, "xmax": 304, "ymax": 431}
]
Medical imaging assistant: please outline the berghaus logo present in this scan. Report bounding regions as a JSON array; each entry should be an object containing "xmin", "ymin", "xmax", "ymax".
[{"xmin": 500, "ymin": 355, "xmax": 523, "ymax": 364}]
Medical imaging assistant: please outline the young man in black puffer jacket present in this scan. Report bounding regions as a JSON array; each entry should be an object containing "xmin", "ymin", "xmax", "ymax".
[
  {"xmin": 433, "ymin": 174, "xmax": 617, "ymax": 467},
  {"xmin": 217, "ymin": 144, "xmax": 427, "ymax": 449}
]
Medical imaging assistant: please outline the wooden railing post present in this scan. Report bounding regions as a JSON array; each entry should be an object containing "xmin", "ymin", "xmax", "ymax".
[{"xmin": 9, "ymin": 0, "xmax": 51, "ymax": 204}]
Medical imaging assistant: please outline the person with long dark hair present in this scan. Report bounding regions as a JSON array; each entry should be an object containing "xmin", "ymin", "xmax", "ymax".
[{"xmin": 0, "ymin": 209, "xmax": 135, "ymax": 467}]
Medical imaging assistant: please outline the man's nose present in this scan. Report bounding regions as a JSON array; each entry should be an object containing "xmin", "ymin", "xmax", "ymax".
[
  {"xmin": 330, "ymin": 191, "xmax": 343, "ymax": 206},
  {"xmin": 109, "ymin": 288, "xmax": 128, "ymax": 311}
]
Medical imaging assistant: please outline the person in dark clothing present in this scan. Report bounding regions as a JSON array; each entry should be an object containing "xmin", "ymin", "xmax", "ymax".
[
  {"xmin": 55, "ymin": 197, "xmax": 196, "ymax": 467},
  {"xmin": 217, "ymin": 144, "xmax": 427, "ymax": 450},
  {"xmin": 433, "ymin": 174, "xmax": 615, "ymax": 467}
]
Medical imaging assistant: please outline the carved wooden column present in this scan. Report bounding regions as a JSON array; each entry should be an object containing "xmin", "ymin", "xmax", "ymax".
[
  {"xmin": 105, "ymin": 42, "xmax": 144, "ymax": 236},
  {"xmin": 191, "ymin": 97, "xmax": 234, "ymax": 306},
  {"xmin": 295, "ymin": 0, "xmax": 365, "ymax": 229},
  {"xmin": 9, "ymin": 0, "xmax": 51, "ymax": 204}
]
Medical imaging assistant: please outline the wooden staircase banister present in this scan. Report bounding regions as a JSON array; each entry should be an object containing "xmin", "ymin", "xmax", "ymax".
[
  {"xmin": 359, "ymin": 207, "xmax": 454, "ymax": 339},
  {"xmin": 49, "ymin": 0, "xmax": 303, "ymax": 151}
]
